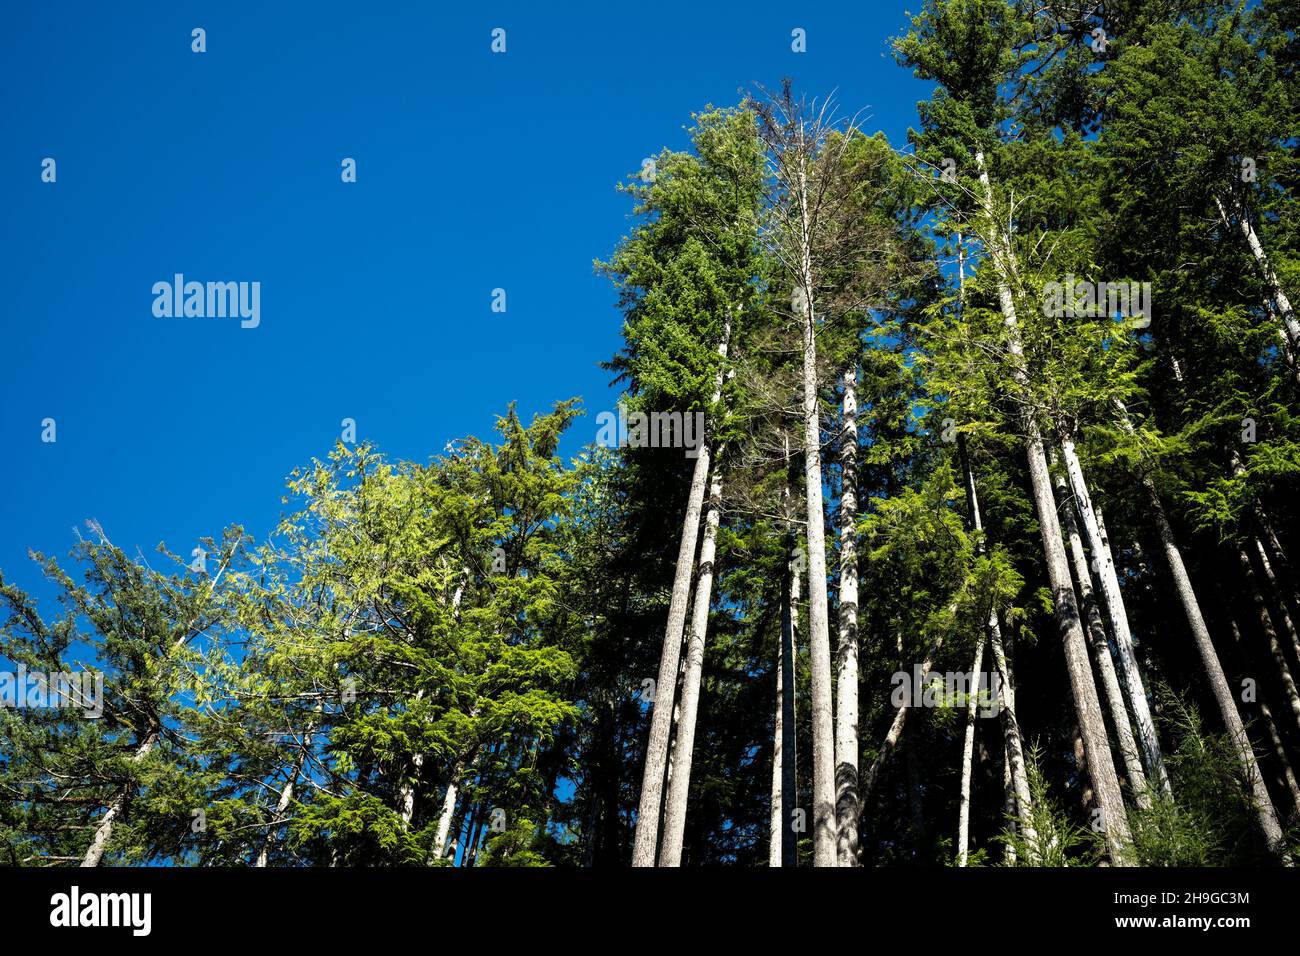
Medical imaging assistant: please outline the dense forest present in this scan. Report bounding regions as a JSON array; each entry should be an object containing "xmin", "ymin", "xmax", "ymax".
[{"xmin": 3, "ymin": 0, "xmax": 1300, "ymax": 868}]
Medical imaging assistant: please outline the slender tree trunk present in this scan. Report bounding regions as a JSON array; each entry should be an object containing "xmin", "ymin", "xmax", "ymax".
[
  {"xmin": 400, "ymin": 569, "xmax": 469, "ymax": 828},
  {"xmin": 957, "ymin": 640, "xmax": 986, "ymax": 866},
  {"xmin": 1143, "ymin": 491, "xmax": 1289, "ymax": 854},
  {"xmin": 81, "ymin": 732, "xmax": 158, "ymax": 867},
  {"xmin": 792, "ymin": 206, "xmax": 836, "ymax": 866},
  {"xmin": 957, "ymin": 432, "xmax": 1036, "ymax": 860},
  {"xmin": 433, "ymin": 756, "xmax": 467, "ymax": 861},
  {"xmin": 1002, "ymin": 740, "xmax": 1017, "ymax": 865},
  {"xmin": 1237, "ymin": 546, "xmax": 1300, "ymax": 731},
  {"xmin": 256, "ymin": 723, "xmax": 314, "ymax": 867},
  {"xmin": 632, "ymin": 320, "xmax": 732, "ymax": 866},
  {"xmin": 1251, "ymin": 535, "xmax": 1300, "ymax": 665},
  {"xmin": 1229, "ymin": 617, "xmax": 1300, "ymax": 820},
  {"xmin": 835, "ymin": 365, "xmax": 861, "ymax": 866},
  {"xmin": 660, "ymin": 464, "xmax": 725, "ymax": 866},
  {"xmin": 771, "ymin": 542, "xmax": 800, "ymax": 866},
  {"xmin": 1059, "ymin": 436, "xmax": 1170, "ymax": 797},
  {"xmin": 1053, "ymin": 464, "xmax": 1151, "ymax": 806},
  {"xmin": 973, "ymin": 150, "xmax": 1131, "ymax": 864},
  {"xmin": 858, "ymin": 637, "xmax": 944, "ymax": 812},
  {"xmin": 987, "ymin": 622, "xmax": 1038, "ymax": 864},
  {"xmin": 1215, "ymin": 194, "xmax": 1300, "ymax": 375}
]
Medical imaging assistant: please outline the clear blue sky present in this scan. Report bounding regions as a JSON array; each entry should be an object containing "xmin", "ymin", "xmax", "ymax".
[{"xmin": 0, "ymin": 1, "xmax": 931, "ymax": 588}]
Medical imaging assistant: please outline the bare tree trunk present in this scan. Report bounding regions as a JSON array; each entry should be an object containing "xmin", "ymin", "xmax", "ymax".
[
  {"xmin": 433, "ymin": 757, "xmax": 467, "ymax": 861},
  {"xmin": 973, "ymin": 150, "xmax": 1131, "ymax": 864},
  {"xmin": 660, "ymin": 464, "xmax": 725, "ymax": 866},
  {"xmin": 792, "ymin": 209, "xmax": 836, "ymax": 866},
  {"xmin": 771, "ymin": 541, "xmax": 800, "ymax": 866},
  {"xmin": 835, "ymin": 365, "xmax": 861, "ymax": 866},
  {"xmin": 1053, "ymin": 464, "xmax": 1151, "ymax": 807},
  {"xmin": 1251, "ymin": 535, "xmax": 1300, "ymax": 665},
  {"xmin": 957, "ymin": 639, "xmax": 986, "ymax": 866},
  {"xmin": 1215, "ymin": 195, "xmax": 1300, "ymax": 375},
  {"xmin": 1002, "ymin": 740, "xmax": 1017, "ymax": 865},
  {"xmin": 632, "ymin": 321, "xmax": 732, "ymax": 866},
  {"xmin": 986, "ymin": 623, "xmax": 1038, "ymax": 864},
  {"xmin": 1059, "ymin": 436, "xmax": 1170, "ymax": 797},
  {"xmin": 1143, "ymin": 492, "xmax": 1289, "ymax": 854},
  {"xmin": 1229, "ymin": 617, "xmax": 1300, "ymax": 820},
  {"xmin": 957, "ymin": 432, "xmax": 1036, "ymax": 860},
  {"xmin": 1237, "ymin": 546, "xmax": 1300, "ymax": 730}
]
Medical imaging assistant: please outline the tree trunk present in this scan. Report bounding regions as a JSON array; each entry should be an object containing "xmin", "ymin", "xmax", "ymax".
[
  {"xmin": 256, "ymin": 723, "xmax": 314, "ymax": 867},
  {"xmin": 1229, "ymin": 617, "xmax": 1300, "ymax": 821},
  {"xmin": 1059, "ymin": 435, "xmax": 1170, "ymax": 796},
  {"xmin": 957, "ymin": 432, "xmax": 1036, "ymax": 860},
  {"xmin": 659, "ymin": 464, "xmax": 725, "ymax": 866},
  {"xmin": 1143, "ymin": 489, "xmax": 1289, "ymax": 854},
  {"xmin": 835, "ymin": 365, "xmax": 861, "ymax": 866},
  {"xmin": 1251, "ymin": 535, "xmax": 1300, "ymax": 666},
  {"xmin": 1074, "ymin": 722, "xmax": 1095, "ymax": 813},
  {"xmin": 858, "ymin": 637, "xmax": 944, "ymax": 812},
  {"xmin": 986, "ymin": 622, "xmax": 1038, "ymax": 864},
  {"xmin": 771, "ymin": 541, "xmax": 800, "ymax": 866},
  {"xmin": 973, "ymin": 150, "xmax": 1132, "ymax": 865},
  {"xmin": 1053, "ymin": 464, "xmax": 1151, "ymax": 807},
  {"xmin": 1002, "ymin": 739, "xmax": 1017, "ymax": 865},
  {"xmin": 1236, "ymin": 545, "xmax": 1300, "ymax": 731},
  {"xmin": 631, "ymin": 320, "xmax": 732, "ymax": 866},
  {"xmin": 81, "ymin": 732, "xmax": 158, "ymax": 867},
  {"xmin": 957, "ymin": 639, "xmax": 986, "ymax": 866},
  {"xmin": 1215, "ymin": 194, "xmax": 1300, "ymax": 372},
  {"xmin": 433, "ymin": 757, "xmax": 466, "ymax": 861},
  {"xmin": 793, "ymin": 199, "xmax": 836, "ymax": 866}
]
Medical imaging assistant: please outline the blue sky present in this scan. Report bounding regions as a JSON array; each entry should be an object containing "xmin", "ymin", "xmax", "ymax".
[{"xmin": 0, "ymin": 1, "xmax": 931, "ymax": 590}]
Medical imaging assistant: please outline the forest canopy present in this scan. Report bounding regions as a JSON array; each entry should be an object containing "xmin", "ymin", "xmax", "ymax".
[{"xmin": 3, "ymin": 0, "xmax": 1300, "ymax": 868}]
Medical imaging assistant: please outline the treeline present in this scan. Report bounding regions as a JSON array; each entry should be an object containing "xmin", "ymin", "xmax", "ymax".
[{"xmin": 3, "ymin": 0, "xmax": 1300, "ymax": 867}]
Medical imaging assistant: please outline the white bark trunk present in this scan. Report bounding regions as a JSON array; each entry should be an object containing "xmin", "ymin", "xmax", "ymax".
[
  {"xmin": 956, "ymin": 640, "xmax": 986, "ymax": 866},
  {"xmin": 973, "ymin": 150, "xmax": 1132, "ymax": 864},
  {"xmin": 1054, "ymin": 466, "xmax": 1151, "ymax": 807},
  {"xmin": 631, "ymin": 320, "xmax": 732, "ymax": 866},
  {"xmin": 771, "ymin": 543, "xmax": 800, "ymax": 866},
  {"xmin": 433, "ymin": 758, "xmax": 465, "ymax": 861},
  {"xmin": 1230, "ymin": 615, "xmax": 1300, "ymax": 819},
  {"xmin": 1145, "ymin": 492, "xmax": 1289, "ymax": 854},
  {"xmin": 1059, "ymin": 436, "xmax": 1170, "ymax": 797},
  {"xmin": 835, "ymin": 365, "xmax": 861, "ymax": 866},
  {"xmin": 255, "ymin": 774, "xmax": 297, "ymax": 868},
  {"xmin": 1216, "ymin": 194, "xmax": 1300, "ymax": 359},
  {"xmin": 986, "ymin": 623, "xmax": 1038, "ymax": 863},
  {"xmin": 791, "ymin": 168, "xmax": 836, "ymax": 865},
  {"xmin": 81, "ymin": 732, "xmax": 157, "ymax": 867},
  {"xmin": 659, "ymin": 464, "xmax": 725, "ymax": 866},
  {"xmin": 1237, "ymin": 546, "xmax": 1300, "ymax": 732}
]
